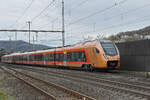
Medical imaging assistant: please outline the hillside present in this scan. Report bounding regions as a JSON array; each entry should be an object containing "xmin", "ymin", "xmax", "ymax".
[
  {"xmin": 0, "ymin": 40, "xmax": 50, "ymax": 53},
  {"xmin": 107, "ymin": 26, "xmax": 150, "ymax": 42}
]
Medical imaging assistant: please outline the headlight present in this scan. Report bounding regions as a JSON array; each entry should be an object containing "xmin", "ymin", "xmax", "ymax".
[{"xmin": 103, "ymin": 54, "xmax": 107, "ymax": 59}]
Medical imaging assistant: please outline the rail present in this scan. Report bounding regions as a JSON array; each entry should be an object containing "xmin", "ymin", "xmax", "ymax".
[{"xmin": 0, "ymin": 66, "xmax": 96, "ymax": 100}]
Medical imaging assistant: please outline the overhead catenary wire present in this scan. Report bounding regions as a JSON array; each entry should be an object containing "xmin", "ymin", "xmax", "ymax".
[
  {"xmin": 4, "ymin": 0, "xmax": 150, "ymax": 47},
  {"xmin": 66, "ymin": 2, "xmax": 150, "ymax": 33},
  {"xmin": 31, "ymin": 0, "xmax": 61, "ymax": 26},
  {"xmin": 98, "ymin": 14, "xmax": 150, "ymax": 32},
  {"xmin": 65, "ymin": 13, "xmax": 150, "ymax": 41},
  {"xmin": 31, "ymin": 0, "xmax": 56, "ymax": 22},
  {"xmin": 71, "ymin": 13, "xmax": 150, "ymax": 35},
  {"xmin": 9, "ymin": 0, "xmax": 35, "ymax": 28},
  {"xmin": 103, "ymin": 3, "xmax": 150, "ymax": 21},
  {"xmin": 66, "ymin": 0, "xmax": 91, "ymax": 17},
  {"xmin": 19, "ymin": 24, "xmax": 28, "ymax": 29},
  {"xmin": 37, "ymin": 18, "xmax": 59, "ymax": 29},
  {"xmin": 69, "ymin": 0, "xmax": 90, "ymax": 11},
  {"xmin": 19, "ymin": 0, "xmax": 56, "ymax": 30},
  {"xmin": 67, "ymin": 0, "xmax": 128, "ymax": 27}
]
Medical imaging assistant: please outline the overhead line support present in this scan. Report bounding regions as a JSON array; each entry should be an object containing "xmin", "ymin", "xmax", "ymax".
[
  {"xmin": 62, "ymin": 0, "xmax": 65, "ymax": 47},
  {"xmin": 27, "ymin": 21, "xmax": 31, "ymax": 44},
  {"xmin": 0, "ymin": 29, "xmax": 62, "ymax": 33}
]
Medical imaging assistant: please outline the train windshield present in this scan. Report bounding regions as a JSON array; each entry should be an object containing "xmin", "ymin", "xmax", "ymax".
[{"xmin": 101, "ymin": 42, "xmax": 118, "ymax": 56}]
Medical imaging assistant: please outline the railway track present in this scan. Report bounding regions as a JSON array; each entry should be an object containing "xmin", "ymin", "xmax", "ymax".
[
  {"xmin": 4, "ymin": 63, "xmax": 150, "ymax": 87},
  {"xmin": 27, "ymin": 65, "xmax": 150, "ymax": 87},
  {"xmin": 0, "ymin": 66, "xmax": 96, "ymax": 100},
  {"xmin": 8, "ymin": 65, "xmax": 150, "ymax": 99}
]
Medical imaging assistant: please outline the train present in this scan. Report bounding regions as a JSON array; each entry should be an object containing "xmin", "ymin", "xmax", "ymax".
[{"xmin": 1, "ymin": 40, "xmax": 120, "ymax": 71}]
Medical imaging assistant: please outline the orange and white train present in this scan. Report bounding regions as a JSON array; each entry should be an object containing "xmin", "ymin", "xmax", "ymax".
[{"xmin": 1, "ymin": 40, "xmax": 120, "ymax": 71}]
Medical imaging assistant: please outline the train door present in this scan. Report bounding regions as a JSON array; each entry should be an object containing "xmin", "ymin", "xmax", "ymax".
[
  {"xmin": 43, "ymin": 54, "xmax": 46, "ymax": 65},
  {"xmin": 27, "ymin": 55, "xmax": 30, "ymax": 64},
  {"xmin": 90, "ymin": 47, "xmax": 98, "ymax": 65},
  {"xmin": 54, "ymin": 48, "xmax": 56, "ymax": 66},
  {"xmin": 63, "ymin": 52, "xmax": 67, "ymax": 66}
]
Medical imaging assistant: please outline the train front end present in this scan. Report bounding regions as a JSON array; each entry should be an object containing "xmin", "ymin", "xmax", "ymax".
[{"xmin": 100, "ymin": 41, "xmax": 120, "ymax": 69}]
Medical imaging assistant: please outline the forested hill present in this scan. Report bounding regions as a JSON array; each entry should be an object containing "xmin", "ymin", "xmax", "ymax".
[
  {"xmin": 0, "ymin": 40, "xmax": 50, "ymax": 53},
  {"xmin": 107, "ymin": 26, "xmax": 150, "ymax": 42}
]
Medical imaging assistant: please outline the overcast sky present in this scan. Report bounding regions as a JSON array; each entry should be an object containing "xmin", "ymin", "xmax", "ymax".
[{"xmin": 0, "ymin": 0, "xmax": 150, "ymax": 46}]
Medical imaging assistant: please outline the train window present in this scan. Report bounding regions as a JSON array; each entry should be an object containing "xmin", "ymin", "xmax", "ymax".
[
  {"xmin": 49, "ymin": 54, "xmax": 54, "ymax": 61},
  {"xmin": 22, "ymin": 56, "xmax": 23, "ymax": 61},
  {"xmin": 34, "ymin": 55, "xmax": 37, "ymax": 61},
  {"xmin": 20, "ymin": 56, "xmax": 21, "ymax": 61},
  {"xmin": 60, "ymin": 53, "xmax": 64, "ymax": 61},
  {"xmin": 18, "ymin": 56, "xmax": 20, "ymax": 61},
  {"xmin": 32, "ymin": 55, "xmax": 34, "ymax": 61},
  {"xmin": 25, "ymin": 56, "xmax": 27, "ymax": 61},
  {"xmin": 29, "ymin": 55, "xmax": 32, "ymax": 61},
  {"xmin": 66, "ymin": 51, "xmax": 86, "ymax": 62},
  {"xmin": 29, "ymin": 56, "xmax": 31, "ymax": 61},
  {"xmin": 22, "ymin": 56, "xmax": 24, "ymax": 61},
  {"xmin": 75, "ymin": 52, "xmax": 80, "ymax": 62},
  {"xmin": 38, "ymin": 55, "xmax": 43, "ymax": 61},
  {"xmin": 95, "ymin": 48, "xmax": 100, "ymax": 54},
  {"xmin": 34, "ymin": 55, "xmax": 42, "ymax": 61},
  {"xmin": 44, "ymin": 54, "xmax": 49, "ymax": 61},
  {"xmin": 34, "ymin": 55, "xmax": 38, "ymax": 61},
  {"xmin": 71, "ymin": 52, "xmax": 76, "ymax": 61},
  {"xmin": 55, "ymin": 53, "xmax": 63, "ymax": 61},
  {"xmin": 77, "ymin": 52, "xmax": 81, "ymax": 62},
  {"xmin": 23, "ymin": 56, "xmax": 25, "ymax": 61},
  {"xmin": 75, "ymin": 52, "xmax": 78, "ymax": 61},
  {"xmin": 81, "ymin": 51, "xmax": 86, "ymax": 62},
  {"xmin": 67, "ymin": 52, "xmax": 71, "ymax": 61},
  {"xmin": 21, "ymin": 56, "xmax": 23, "ymax": 61},
  {"xmin": 35, "ymin": 55, "xmax": 37, "ymax": 61},
  {"xmin": 57, "ymin": 53, "xmax": 61, "ymax": 61},
  {"xmin": 55, "ymin": 53, "xmax": 59, "ymax": 61},
  {"xmin": 58, "ymin": 54, "xmax": 60, "ymax": 61},
  {"xmin": 37, "ymin": 55, "xmax": 39, "ymax": 61}
]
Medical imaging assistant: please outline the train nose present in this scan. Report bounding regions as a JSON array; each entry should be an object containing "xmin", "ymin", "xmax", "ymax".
[{"xmin": 107, "ymin": 61, "xmax": 118, "ymax": 67}]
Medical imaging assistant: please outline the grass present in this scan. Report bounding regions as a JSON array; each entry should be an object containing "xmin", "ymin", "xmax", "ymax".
[
  {"xmin": 0, "ymin": 74, "xmax": 8, "ymax": 100},
  {"xmin": 0, "ymin": 89, "xmax": 8, "ymax": 100},
  {"xmin": 0, "ymin": 74, "xmax": 15, "ymax": 100}
]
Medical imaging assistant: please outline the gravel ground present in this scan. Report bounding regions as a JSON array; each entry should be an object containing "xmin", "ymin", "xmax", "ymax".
[
  {"xmin": 0, "ymin": 68, "xmax": 52, "ymax": 100},
  {"xmin": 43, "ymin": 67, "xmax": 150, "ymax": 85},
  {"xmin": 17, "ymin": 65, "xmax": 150, "ymax": 87},
  {"xmin": 1, "ymin": 63, "xmax": 150, "ymax": 100},
  {"xmin": 15, "ymin": 67, "xmax": 147, "ymax": 100}
]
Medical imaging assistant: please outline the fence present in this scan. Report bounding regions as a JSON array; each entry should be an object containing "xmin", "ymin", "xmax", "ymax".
[{"xmin": 116, "ymin": 39, "xmax": 150, "ymax": 71}]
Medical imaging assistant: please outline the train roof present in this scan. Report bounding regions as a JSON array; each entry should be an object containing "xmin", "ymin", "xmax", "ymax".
[{"xmin": 2, "ymin": 39, "xmax": 113, "ymax": 57}]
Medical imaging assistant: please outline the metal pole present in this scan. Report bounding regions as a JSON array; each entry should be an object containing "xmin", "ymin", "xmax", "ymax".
[
  {"xmin": 27, "ymin": 21, "xmax": 31, "ymax": 44},
  {"xmin": 62, "ymin": 0, "xmax": 65, "ymax": 47},
  {"xmin": 8, "ymin": 35, "xmax": 12, "ymax": 41},
  {"xmin": 15, "ymin": 31, "xmax": 17, "ymax": 41},
  {"xmin": 15, "ymin": 31, "xmax": 17, "ymax": 51},
  {"xmin": 36, "ymin": 32, "xmax": 38, "ymax": 42},
  {"xmin": 33, "ymin": 36, "xmax": 34, "ymax": 51},
  {"xmin": 8, "ymin": 35, "xmax": 12, "ymax": 53}
]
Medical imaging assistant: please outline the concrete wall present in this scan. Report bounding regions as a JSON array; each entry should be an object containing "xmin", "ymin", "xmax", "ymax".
[{"xmin": 116, "ymin": 40, "xmax": 150, "ymax": 71}]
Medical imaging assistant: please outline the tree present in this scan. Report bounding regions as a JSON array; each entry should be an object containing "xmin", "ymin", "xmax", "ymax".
[{"xmin": 0, "ymin": 48, "xmax": 7, "ymax": 61}]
